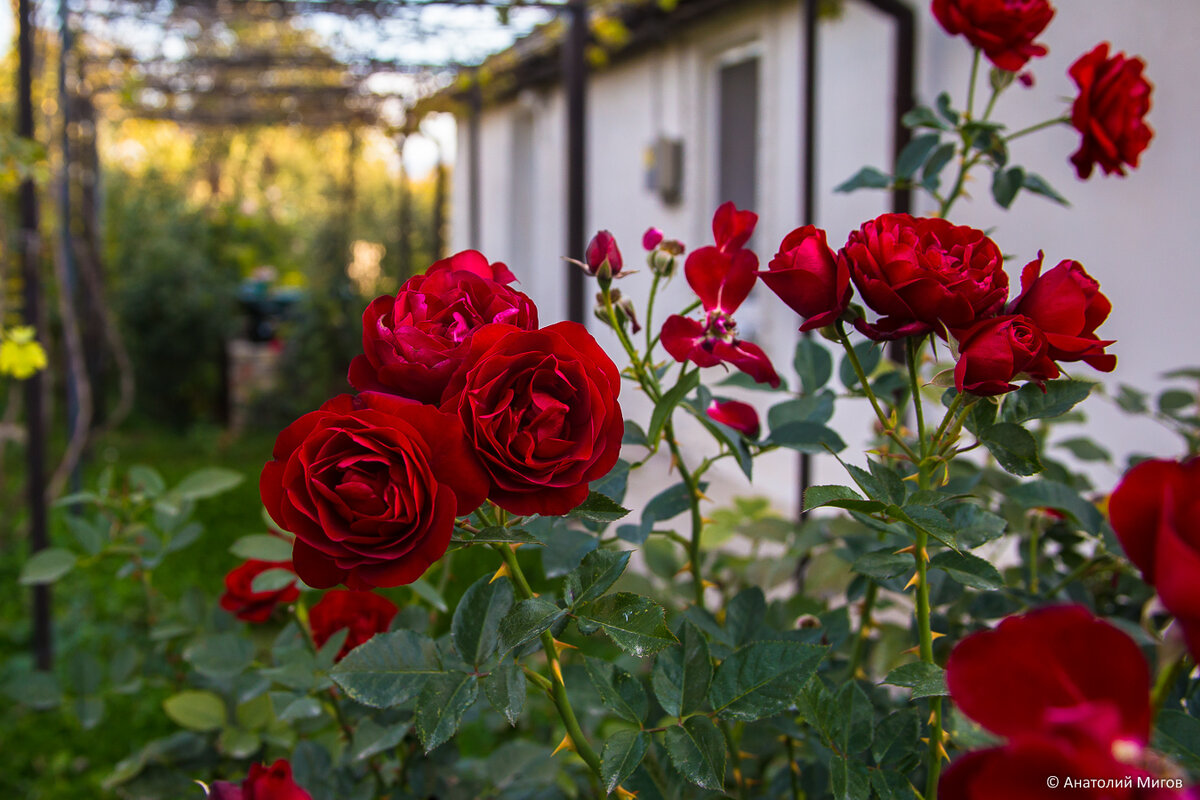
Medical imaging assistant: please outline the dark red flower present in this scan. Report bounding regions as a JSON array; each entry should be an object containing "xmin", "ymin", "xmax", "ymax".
[
  {"xmin": 585, "ymin": 230, "xmax": 624, "ymax": 278},
  {"xmin": 309, "ymin": 589, "xmax": 398, "ymax": 661},
  {"xmin": 705, "ymin": 399, "xmax": 760, "ymax": 439},
  {"xmin": 712, "ymin": 201, "xmax": 757, "ymax": 253},
  {"xmin": 348, "ymin": 250, "xmax": 538, "ymax": 405},
  {"xmin": 208, "ymin": 760, "xmax": 313, "ymax": 800},
  {"xmin": 441, "ymin": 322, "xmax": 623, "ymax": 516},
  {"xmin": 760, "ymin": 225, "xmax": 852, "ymax": 332},
  {"xmin": 931, "ymin": 0, "xmax": 1054, "ymax": 72},
  {"xmin": 642, "ymin": 227, "xmax": 664, "ymax": 251},
  {"xmin": 219, "ymin": 559, "xmax": 299, "ymax": 623},
  {"xmin": 260, "ymin": 392, "xmax": 489, "ymax": 590},
  {"xmin": 660, "ymin": 315, "xmax": 780, "ymax": 388},
  {"xmin": 1069, "ymin": 43, "xmax": 1154, "ymax": 180},
  {"xmin": 1007, "ymin": 252, "xmax": 1115, "ymax": 371},
  {"xmin": 1109, "ymin": 458, "xmax": 1200, "ymax": 658},
  {"xmin": 953, "ymin": 314, "xmax": 1059, "ymax": 396},
  {"xmin": 842, "ymin": 214, "xmax": 1008, "ymax": 341}
]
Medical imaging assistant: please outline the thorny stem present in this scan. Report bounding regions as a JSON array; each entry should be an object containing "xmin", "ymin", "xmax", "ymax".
[
  {"xmin": 1005, "ymin": 115, "xmax": 1072, "ymax": 142},
  {"xmin": 602, "ymin": 286, "xmax": 661, "ymax": 402},
  {"xmin": 645, "ymin": 271, "xmax": 662, "ymax": 354},
  {"xmin": 664, "ymin": 419, "xmax": 708, "ymax": 609},
  {"xmin": 965, "ymin": 49, "xmax": 981, "ymax": 120},
  {"xmin": 835, "ymin": 321, "xmax": 920, "ymax": 462}
]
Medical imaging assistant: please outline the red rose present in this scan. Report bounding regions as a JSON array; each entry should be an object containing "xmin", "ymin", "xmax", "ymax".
[
  {"xmin": 260, "ymin": 392, "xmax": 489, "ymax": 590},
  {"xmin": 760, "ymin": 225, "xmax": 852, "ymax": 332},
  {"xmin": 584, "ymin": 230, "xmax": 623, "ymax": 278},
  {"xmin": 1069, "ymin": 43, "xmax": 1154, "ymax": 180},
  {"xmin": 219, "ymin": 559, "xmax": 299, "ymax": 623},
  {"xmin": 705, "ymin": 399, "xmax": 760, "ymax": 439},
  {"xmin": 842, "ymin": 214, "xmax": 1008, "ymax": 341},
  {"xmin": 1007, "ymin": 252, "xmax": 1116, "ymax": 371},
  {"xmin": 441, "ymin": 321, "xmax": 623, "ymax": 516},
  {"xmin": 953, "ymin": 314, "xmax": 1059, "ymax": 396},
  {"xmin": 931, "ymin": 0, "xmax": 1054, "ymax": 72},
  {"xmin": 208, "ymin": 759, "xmax": 313, "ymax": 800},
  {"xmin": 309, "ymin": 589, "xmax": 398, "ymax": 661},
  {"xmin": 1109, "ymin": 458, "xmax": 1200, "ymax": 658},
  {"xmin": 348, "ymin": 250, "xmax": 538, "ymax": 405}
]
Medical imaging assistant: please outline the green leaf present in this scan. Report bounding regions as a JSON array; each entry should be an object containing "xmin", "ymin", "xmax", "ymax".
[
  {"xmin": 498, "ymin": 598, "xmax": 566, "ymax": 655},
  {"xmin": 19, "ymin": 547, "xmax": 77, "ymax": 585},
  {"xmin": 835, "ymin": 166, "xmax": 892, "ymax": 193},
  {"xmin": 873, "ymin": 709, "xmax": 921, "ymax": 765},
  {"xmin": 350, "ymin": 719, "xmax": 410, "ymax": 762},
  {"xmin": 794, "ymin": 338, "xmax": 834, "ymax": 394},
  {"xmin": 725, "ymin": 587, "xmax": 766, "ymax": 645},
  {"xmin": 1160, "ymin": 389, "xmax": 1195, "ymax": 414},
  {"xmin": 1008, "ymin": 480, "xmax": 1104, "ymax": 535},
  {"xmin": 709, "ymin": 640, "xmax": 826, "ymax": 721},
  {"xmin": 622, "ymin": 420, "xmax": 649, "ymax": 447},
  {"xmin": 1154, "ymin": 710, "xmax": 1200, "ymax": 772},
  {"xmin": 65, "ymin": 515, "xmax": 105, "ymax": 555},
  {"xmin": 922, "ymin": 142, "xmax": 957, "ymax": 191},
  {"xmin": 935, "ymin": 92, "xmax": 960, "ymax": 124},
  {"xmin": 565, "ymin": 549, "xmax": 631, "ymax": 608},
  {"xmin": 409, "ymin": 578, "xmax": 448, "ymax": 612},
  {"xmin": 803, "ymin": 485, "xmax": 886, "ymax": 514},
  {"xmin": 839, "ymin": 341, "xmax": 883, "ymax": 389},
  {"xmin": 979, "ymin": 422, "xmax": 1043, "ymax": 476},
  {"xmin": 834, "ymin": 682, "xmax": 875, "ymax": 755},
  {"xmin": 330, "ymin": 630, "xmax": 443, "ymax": 708},
  {"xmin": 893, "ymin": 503, "xmax": 959, "ymax": 549},
  {"xmin": 578, "ymin": 593, "xmax": 677, "ymax": 657},
  {"xmin": 585, "ymin": 658, "xmax": 648, "ymax": 724},
  {"xmin": 647, "ymin": 369, "xmax": 701, "ymax": 446},
  {"xmin": 831, "ymin": 756, "xmax": 872, "ymax": 800},
  {"xmin": 183, "ymin": 633, "xmax": 255, "ymax": 680},
  {"xmin": 883, "ymin": 662, "xmax": 948, "ymax": 699},
  {"xmin": 991, "ymin": 165, "xmax": 1024, "ymax": 208},
  {"xmin": 129, "ymin": 464, "xmax": 166, "ymax": 495},
  {"xmin": 652, "ymin": 621, "xmax": 712, "ymax": 718},
  {"xmin": 930, "ymin": 551, "xmax": 1004, "ymax": 590},
  {"xmin": 452, "ymin": 575, "xmax": 514, "ymax": 668},
  {"xmin": 768, "ymin": 421, "xmax": 846, "ymax": 454},
  {"xmin": 235, "ymin": 694, "xmax": 273, "ymax": 731},
  {"xmin": 217, "ymin": 727, "xmax": 261, "ymax": 759},
  {"xmin": 483, "ymin": 658, "xmax": 526, "ymax": 726},
  {"xmin": 170, "ymin": 468, "xmax": 243, "ymax": 501},
  {"xmin": 250, "ymin": 568, "xmax": 299, "ymax": 594},
  {"xmin": 902, "ymin": 105, "xmax": 947, "ymax": 130},
  {"xmin": 230, "ymin": 534, "xmax": 294, "ymax": 562},
  {"xmin": 1115, "ymin": 384, "xmax": 1148, "ymax": 414},
  {"xmin": 601, "ymin": 730, "xmax": 649, "ymax": 795},
  {"xmin": 1023, "ymin": 172, "xmax": 1069, "ymax": 206},
  {"xmin": 163, "ymin": 691, "xmax": 226, "ymax": 732},
  {"xmin": 851, "ymin": 550, "xmax": 913, "ymax": 581},
  {"xmin": 1003, "ymin": 380, "xmax": 1095, "ymax": 424},
  {"xmin": 1055, "ymin": 437, "xmax": 1111, "ymax": 463},
  {"xmin": 767, "ymin": 392, "xmax": 835, "ymax": 431},
  {"xmin": 454, "ymin": 527, "xmax": 543, "ymax": 546},
  {"xmin": 571, "ymin": 492, "xmax": 632, "ymax": 524},
  {"xmin": 664, "ymin": 715, "xmax": 726, "ymax": 791},
  {"xmin": 896, "ymin": 133, "xmax": 941, "ymax": 179},
  {"xmin": 415, "ymin": 673, "xmax": 478, "ymax": 752}
]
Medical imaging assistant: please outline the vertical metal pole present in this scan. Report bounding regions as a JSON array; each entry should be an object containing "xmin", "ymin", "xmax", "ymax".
[
  {"xmin": 18, "ymin": 0, "xmax": 52, "ymax": 671},
  {"xmin": 467, "ymin": 77, "xmax": 483, "ymax": 250},
  {"xmin": 797, "ymin": 0, "xmax": 819, "ymax": 527},
  {"xmin": 60, "ymin": 0, "xmax": 81, "ymax": 496},
  {"xmin": 563, "ymin": 0, "xmax": 587, "ymax": 324},
  {"xmin": 890, "ymin": 2, "xmax": 915, "ymax": 215}
]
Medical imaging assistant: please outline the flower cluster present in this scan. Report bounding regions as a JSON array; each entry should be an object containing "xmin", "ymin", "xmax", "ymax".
[{"xmin": 261, "ymin": 251, "xmax": 624, "ymax": 590}]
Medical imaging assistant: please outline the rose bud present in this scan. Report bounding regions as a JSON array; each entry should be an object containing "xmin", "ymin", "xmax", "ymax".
[
  {"xmin": 309, "ymin": 590, "xmax": 398, "ymax": 662},
  {"xmin": 705, "ymin": 399, "xmax": 760, "ymax": 439},
  {"xmin": 931, "ymin": 0, "xmax": 1054, "ymax": 72},
  {"xmin": 760, "ymin": 225, "xmax": 852, "ymax": 332},
  {"xmin": 208, "ymin": 759, "xmax": 313, "ymax": 800},
  {"xmin": 1006, "ymin": 252, "xmax": 1115, "ymax": 371},
  {"xmin": 584, "ymin": 230, "xmax": 623, "ymax": 280},
  {"xmin": 953, "ymin": 314, "xmax": 1059, "ymax": 396},
  {"xmin": 642, "ymin": 227, "xmax": 664, "ymax": 251},
  {"xmin": 841, "ymin": 214, "xmax": 1008, "ymax": 341},
  {"xmin": 1068, "ymin": 43, "xmax": 1153, "ymax": 180},
  {"xmin": 219, "ymin": 559, "xmax": 299, "ymax": 623}
]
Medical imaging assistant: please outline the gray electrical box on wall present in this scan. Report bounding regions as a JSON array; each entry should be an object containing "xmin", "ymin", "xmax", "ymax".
[{"xmin": 644, "ymin": 136, "xmax": 683, "ymax": 205}]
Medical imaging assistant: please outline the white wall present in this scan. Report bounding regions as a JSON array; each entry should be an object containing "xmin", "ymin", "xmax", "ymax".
[{"xmin": 450, "ymin": 0, "xmax": 1200, "ymax": 515}]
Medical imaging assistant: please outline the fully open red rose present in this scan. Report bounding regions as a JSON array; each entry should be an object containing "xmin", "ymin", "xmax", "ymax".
[
  {"xmin": 1110, "ymin": 458, "xmax": 1200, "ymax": 658},
  {"xmin": 219, "ymin": 559, "xmax": 299, "ymax": 623},
  {"xmin": 841, "ymin": 214, "xmax": 1008, "ymax": 341},
  {"xmin": 760, "ymin": 225, "xmax": 851, "ymax": 332},
  {"xmin": 932, "ymin": 0, "xmax": 1054, "ymax": 72},
  {"xmin": 954, "ymin": 314, "xmax": 1059, "ymax": 396},
  {"xmin": 309, "ymin": 589, "xmax": 398, "ymax": 661},
  {"xmin": 1007, "ymin": 252, "xmax": 1116, "ymax": 371},
  {"xmin": 441, "ymin": 321, "xmax": 623, "ymax": 516},
  {"xmin": 208, "ymin": 759, "xmax": 313, "ymax": 800},
  {"xmin": 260, "ymin": 392, "xmax": 489, "ymax": 590},
  {"xmin": 348, "ymin": 250, "xmax": 538, "ymax": 405},
  {"xmin": 1069, "ymin": 43, "xmax": 1153, "ymax": 180}
]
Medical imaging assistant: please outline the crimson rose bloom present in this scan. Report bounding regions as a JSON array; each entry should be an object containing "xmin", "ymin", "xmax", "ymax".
[
  {"xmin": 1007, "ymin": 252, "xmax": 1115, "ymax": 371},
  {"xmin": 348, "ymin": 250, "xmax": 538, "ymax": 405},
  {"xmin": 1110, "ymin": 458, "xmax": 1200, "ymax": 659},
  {"xmin": 309, "ymin": 590, "xmax": 398, "ymax": 661},
  {"xmin": 705, "ymin": 399, "xmax": 760, "ymax": 439},
  {"xmin": 760, "ymin": 225, "xmax": 851, "ymax": 332},
  {"xmin": 1069, "ymin": 43, "xmax": 1153, "ymax": 180},
  {"xmin": 208, "ymin": 760, "xmax": 313, "ymax": 800},
  {"xmin": 842, "ymin": 214, "xmax": 1008, "ymax": 341},
  {"xmin": 954, "ymin": 314, "xmax": 1059, "ymax": 396},
  {"xmin": 940, "ymin": 606, "xmax": 1183, "ymax": 800},
  {"xmin": 260, "ymin": 392, "xmax": 489, "ymax": 590},
  {"xmin": 219, "ymin": 559, "xmax": 299, "ymax": 623},
  {"xmin": 441, "ymin": 321, "xmax": 623, "ymax": 516},
  {"xmin": 931, "ymin": 0, "xmax": 1054, "ymax": 72}
]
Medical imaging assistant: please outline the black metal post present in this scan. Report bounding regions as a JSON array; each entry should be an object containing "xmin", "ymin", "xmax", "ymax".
[
  {"xmin": 563, "ymin": 0, "xmax": 588, "ymax": 324},
  {"xmin": 797, "ymin": 0, "xmax": 820, "ymax": 526},
  {"xmin": 467, "ymin": 77, "xmax": 483, "ymax": 250},
  {"xmin": 18, "ymin": 0, "xmax": 52, "ymax": 671}
]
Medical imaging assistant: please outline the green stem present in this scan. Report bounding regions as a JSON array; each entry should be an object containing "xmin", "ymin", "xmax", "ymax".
[
  {"xmin": 645, "ymin": 272, "xmax": 662, "ymax": 354},
  {"xmin": 648, "ymin": 298, "xmax": 702, "ymax": 353},
  {"xmin": 981, "ymin": 86, "xmax": 1001, "ymax": 123},
  {"xmin": 1150, "ymin": 651, "xmax": 1192, "ymax": 720},
  {"xmin": 835, "ymin": 321, "xmax": 919, "ymax": 462},
  {"xmin": 664, "ymin": 423, "xmax": 707, "ymax": 608},
  {"xmin": 1005, "ymin": 115, "xmax": 1072, "ymax": 143},
  {"xmin": 965, "ymin": 49, "xmax": 981, "ymax": 120},
  {"xmin": 496, "ymin": 544, "xmax": 603, "ymax": 778},
  {"xmin": 907, "ymin": 337, "xmax": 928, "ymax": 452},
  {"xmin": 931, "ymin": 392, "xmax": 968, "ymax": 450},
  {"xmin": 785, "ymin": 736, "xmax": 802, "ymax": 800},
  {"xmin": 602, "ymin": 286, "xmax": 661, "ymax": 402},
  {"xmin": 848, "ymin": 580, "xmax": 878, "ymax": 679},
  {"xmin": 1028, "ymin": 523, "xmax": 1040, "ymax": 594}
]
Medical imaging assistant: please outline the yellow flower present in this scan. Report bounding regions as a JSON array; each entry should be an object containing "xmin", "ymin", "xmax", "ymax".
[{"xmin": 0, "ymin": 326, "xmax": 48, "ymax": 379}]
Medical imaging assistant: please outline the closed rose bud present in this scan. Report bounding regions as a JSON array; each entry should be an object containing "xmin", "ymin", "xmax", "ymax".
[
  {"xmin": 953, "ymin": 314, "xmax": 1059, "ymax": 396},
  {"xmin": 705, "ymin": 399, "xmax": 760, "ymax": 439},
  {"xmin": 760, "ymin": 225, "xmax": 852, "ymax": 332},
  {"xmin": 642, "ymin": 227, "xmax": 664, "ymax": 251},
  {"xmin": 585, "ymin": 230, "xmax": 623, "ymax": 279}
]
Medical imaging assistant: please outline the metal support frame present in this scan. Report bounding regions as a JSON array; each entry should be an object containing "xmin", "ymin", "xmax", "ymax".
[{"xmin": 563, "ymin": 0, "xmax": 588, "ymax": 324}]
